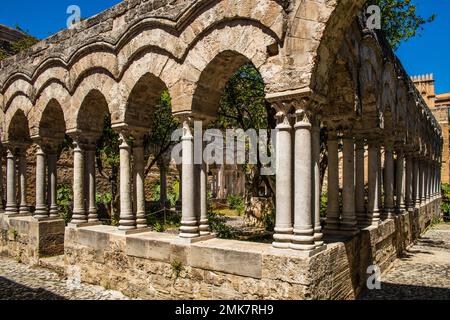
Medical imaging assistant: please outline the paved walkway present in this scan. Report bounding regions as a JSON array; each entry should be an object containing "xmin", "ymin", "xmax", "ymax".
[
  {"xmin": 360, "ymin": 223, "xmax": 450, "ymax": 300},
  {"xmin": 0, "ymin": 256, "xmax": 130, "ymax": 300}
]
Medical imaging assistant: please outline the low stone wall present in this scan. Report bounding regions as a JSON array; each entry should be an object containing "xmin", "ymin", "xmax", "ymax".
[
  {"xmin": 0, "ymin": 213, "xmax": 65, "ymax": 264},
  {"xmin": 63, "ymin": 199, "xmax": 441, "ymax": 300}
]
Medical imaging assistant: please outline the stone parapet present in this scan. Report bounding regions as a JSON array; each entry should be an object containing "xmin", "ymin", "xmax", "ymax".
[
  {"xmin": 63, "ymin": 199, "xmax": 441, "ymax": 300},
  {"xmin": 0, "ymin": 214, "xmax": 65, "ymax": 264}
]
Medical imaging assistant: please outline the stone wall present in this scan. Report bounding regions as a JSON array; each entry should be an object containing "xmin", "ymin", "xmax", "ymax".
[
  {"xmin": 63, "ymin": 200, "xmax": 441, "ymax": 300},
  {"xmin": 0, "ymin": 213, "xmax": 65, "ymax": 264}
]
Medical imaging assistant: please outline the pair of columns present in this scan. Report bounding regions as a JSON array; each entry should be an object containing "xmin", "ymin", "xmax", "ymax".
[
  {"xmin": 272, "ymin": 106, "xmax": 323, "ymax": 251},
  {"xmin": 4, "ymin": 143, "xmax": 58, "ymax": 219},
  {"xmin": 71, "ymin": 131, "xmax": 147, "ymax": 230},
  {"xmin": 326, "ymin": 133, "xmax": 360, "ymax": 233},
  {"xmin": 179, "ymin": 119, "xmax": 210, "ymax": 238}
]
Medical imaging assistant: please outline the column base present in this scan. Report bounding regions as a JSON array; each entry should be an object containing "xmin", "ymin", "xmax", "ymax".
[
  {"xmin": 199, "ymin": 219, "xmax": 210, "ymax": 236},
  {"xmin": 119, "ymin": 214, "xmax": 136, "ymax": 231},
  {"xmin": 5, "ymin": 206, "xmax": 19, "ymax": 215},
  {"xmin": 136, "ymin": 212, "xmax": 147, "ymax": 229},
  {"xmin": 290, "ymin": 227, "xmax": 315, "ymax": 251},
  {"xmin": 272, "ymin": 227, "xmax": 293, "ymax": 249},
  {"xmin": 179, "ymin": 220, "xmax": 200, "ymax": 238},
  {"xmin": 313, "ymin": 227, "xmax": 324, "ymax": 247},
  {"xmin": 19, "ymin": 206, "xmax": 30, "ymax": 215}
]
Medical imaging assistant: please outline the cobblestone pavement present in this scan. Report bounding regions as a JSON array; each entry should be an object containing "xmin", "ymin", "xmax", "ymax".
[
  {"xmin": 0, "ymin": 256, "xmax": 131, "ymax": 300},
  {"xmin": 360, "ymin": 223, "xmax": 450, "ymax": 300}
]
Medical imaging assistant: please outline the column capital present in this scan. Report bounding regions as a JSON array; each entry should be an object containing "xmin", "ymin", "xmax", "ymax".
[{"xmin": 293, "ymin": 108, "xmax": 312, "ymax": 129}]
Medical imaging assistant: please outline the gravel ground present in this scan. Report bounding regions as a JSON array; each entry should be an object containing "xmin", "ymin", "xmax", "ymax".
[
  {"xmin": 360, "ymin": 223, "xmax": 450, "ymax": 300},
  {"xmin": 0, "ymin": 256, "xmax": 131, "ymax": 300}
]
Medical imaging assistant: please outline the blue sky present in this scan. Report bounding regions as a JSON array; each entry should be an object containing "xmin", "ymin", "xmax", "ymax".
[{"xmin": 1, "ymin": 0, "xmax": 449, "ymax": 93}]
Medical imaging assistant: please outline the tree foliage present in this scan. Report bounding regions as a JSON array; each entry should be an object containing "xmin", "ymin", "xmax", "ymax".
[
  {"xmin": 212, "ymin": 64, "xmax": 276, "ymax": 203},
  {"xmin": 369, "ymin": 0, "xmax": 436, "ymax": 50},
  {"xmin": 144, "ymin": 90, "xmax": 179, "ymax": 176}
]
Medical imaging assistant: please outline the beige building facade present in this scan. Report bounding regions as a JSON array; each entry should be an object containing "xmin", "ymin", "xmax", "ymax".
[{"xmin": 413, "ymin": 74, "xmax": 450, "ymax": 183}]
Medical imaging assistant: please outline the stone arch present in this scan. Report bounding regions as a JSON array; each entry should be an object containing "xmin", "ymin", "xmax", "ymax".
[
  {"xmin": 74, "ymin": 89, "xmax": 110, "ymax": 137},
  {"xmin": 170, "ymin": 22, "xmax": 276, "ymax": 115},
  {"xmin": 29, "ymin": 83, "xmax": 70, "ymax": 136},
  {"xmin": 190, "ymin": 50, "xmax": 253, "ymax": 118},
  {"xmin": 3, "ymin": 79, "xmax": 34, "ymax": 112},
  {"xmin": 36, "ymin": 99, "xmax": 67, "ymax": 144},
  {"xmin": 69, "ymin": 51, "xmax": 119, "ymax": 91},
  {"xmin": 121, "ymin": 72, "xmax": 168, "ymax": 129},
  {"xmin": 2, "ymin": 95, "xmax": 33, "ymax": 143},
  {"xmin": 303, "ymin": 0, "xmax": 368, "ymax": 96},
  {"xmin": 4, "ymin": 108, "xmax": 31, "ymax": 145},
  {"xmin": 69, "ymin": 73, "xmax": 122, "ymax": 131}
]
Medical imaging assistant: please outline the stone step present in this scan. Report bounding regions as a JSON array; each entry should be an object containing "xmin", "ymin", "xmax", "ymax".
[{"xmin": 39, "ymin": 255, "xmax": 66, "ymax": 278}]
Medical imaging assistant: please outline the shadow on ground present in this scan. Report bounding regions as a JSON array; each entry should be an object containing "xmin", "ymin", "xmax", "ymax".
[
  {"xmin": 359, "ymin": 282, "xmax": 450, "ymax": 300},
  {"xmin": 0, "ymin": 277, "xmax": 66, "ymax": 300}
]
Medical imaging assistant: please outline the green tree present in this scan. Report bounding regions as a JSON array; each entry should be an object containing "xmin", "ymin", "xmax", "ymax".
[
  {"xmin": 212, "ymin": 64, "xmax": 276, "ymax": 203},
  {"xmin": 144, "ymin": 90, "xmax": 179, "ymax": 175},
  {"xmin": 368, "ymin": 0, "xmax": 436, "ymax": 50},
  {"xmin": 96, "ymin": 114, "xmax": 121, "ymax": 219}
]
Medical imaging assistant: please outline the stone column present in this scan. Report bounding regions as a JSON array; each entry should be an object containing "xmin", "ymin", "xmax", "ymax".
[
  {"xmin": 199, "ymin": 141, "xmax": 210, "ymax": 236},
  {"xmin": 47, "ymin": 149, "xmax": 59, "ymax": 218},
  {"xmin": 85, "ymin": 143, "xmax": 98, "ymax": 223},
  {"xmin": 325, "ymin": 131, "xmax": 340, "ymax": 232},
  {"xmin": 432, "ymin": 163, "xmax": 437, "ymax": 199},
  {"xmin": 367, "ymin": 140, "xmax": 381, "ymax": 225},
  {"xmin": 71, "ymin": 140, "xmax": 87, "ymax": 224},
  {"xmin": 413, "ymin": 157, "xmax": 421, "ymax": 209},
  {"xmin": 355, "ymin": 137, "xmax": 366, "ymax": 226},
  {"xmin": 420, "ymin": 159, "xmax": 426, "ymax": 205},
  {"xmin": 405, "ymin": 153, "xmax": 414, "ymax": 211},
  {"xmin": 34, "ymin": 145, "xmax": 48, "ymax": 219},
  {"xmin": 291, "ymin": 107, "xmax": 315, "ymax": 251},
  {"xmin": 18, "ymin": 148, "xmax": 29, "ymax": 214},
  {"xmin": 118, "ymin": 131, "xmax": 136, "ymax": 230},
  {"xmin": 383, "ymin": 142, "xmax": 395, "ymax": 219},
  {"xmin": 395, "ymin": 148, "xmax": 406, "ymax": 213},
  {"xmin": 311, "ymin": 120, "xmax": 323, "ymax": 246},
  {"xmin": 273, "ymin": 107, "xmax": 293, "ymax": 248},
  {"xmin": 134, "ymin": 137, "xmax": 146, "ymax": 229},
  {"xmin": 341, "ymin": 135, "xmax": 358, "ymax": 234},
  {"xmin": 180, "ymin": 119, "xmax": 199, "ymax": 238},
  {"xmin": 5, "ymin": 148, "xmax": 18, "ymax": 215}
]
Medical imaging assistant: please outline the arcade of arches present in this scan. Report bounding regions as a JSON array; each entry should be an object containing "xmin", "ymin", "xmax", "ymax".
[{"xmin": 0, "ymin": 0, "xmax": 444, "ymax": 299}]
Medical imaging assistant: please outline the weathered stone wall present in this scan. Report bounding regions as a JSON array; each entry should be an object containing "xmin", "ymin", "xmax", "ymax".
[
  {"xmin": 0, "ymin": 214, "xmax": 65, "ymax": 264},
  {"xmin": 63, "ymin": 200, "xmax": 441, "ymax": 300}
]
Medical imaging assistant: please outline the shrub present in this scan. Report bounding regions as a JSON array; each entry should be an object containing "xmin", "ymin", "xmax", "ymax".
[
  {"xmin": 441, "ymin": 183, "xmax": 450, "ymax": 217},
  {"xmin": 57, "ymin": 184, "xmax": 73, "ymax": 225},
  {"xmin": 227, "ymin": 194, "xmax": 245, "ymax": 215},
  {"xmin": 208, "ymin": 211, "xmax": 235, "ymax": 239}
]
